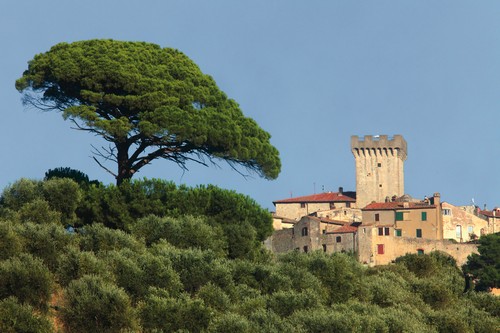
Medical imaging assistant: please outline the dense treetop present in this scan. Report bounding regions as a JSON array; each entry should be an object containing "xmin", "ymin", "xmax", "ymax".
[
  {"xmin": 0, "ymin": 175, "xmax": 498, "ymax": 332},
  {"xmin": 16, "ymin": 40, "xmax": 281, "ymax": 184}
]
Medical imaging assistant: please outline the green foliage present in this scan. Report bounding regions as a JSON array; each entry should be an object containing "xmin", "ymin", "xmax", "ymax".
[
  {"xmin": 17, "ymin": 39, "xmax": 281, "ymax": 184},
  {"xmin": 41, "ymin": 178, "xmax": 82, "ymax": 224},
  {"xmin": 75, "ymin": 179, "xmax": 272, "ymax": 258},
  {"xmin": 15, "ymin": 222, "xmax": 76, "ymax": 271},
  {"xmin": 44, "ymin": 167, "xmax": 100, "ymax": 187},
  {"xmin": 278, "ymin": 251, "xmax": 364, "ymax": 304},
  {"xmin": 61, "ymin": 275, "xmax": 138, "ymax": 333},
  {"xmin": 463, "ymin": 232, "xmax": 500, "ymax": 291},
  {"xmin": 0, "ymin": 254, "xmax": 53, "ymax": 311},
  {"xmin": 151, "ymin": 242, "xmax": 232, "ymax": 293},
  {"xmin": 131, "ymin": 214, "xmax": 227, "ymax": 256},
  {"xmin": 0, "ymin": 177, "xmax": 499, "ymax": 332},
  {"xmin": 56, "ymin": 247, "xmax": 110, "ymax": 286},
  {"xmin": 139, "ymin": 291, "xmax": 212, "ymax": 332},
  {"xmin": 0, "ymin": 178, "xmax": 41, "ymax": 211},
  {"xmin": 0, "ymin": 297, "xmax": 53, "ymax": 333},
  {"xmin": 0, "ymin": 178, "xmax": 82, "ymax": 226},
  {"xmin": 0, "ymin": 222, "xmax": 23, "ymax": 260},
  {"xmin": 196, "ymin": 283, "xmax": 231, "ymax": 312},
  {"xmin": 464, "ymin": 290, "xmax": 500, "ymax": 317},
  {"xmin": 267, "ymin": 289, "xmax": 322, "ymax": 317},
  {"xmin": 14, "ymin": 199, "xmax": 62, "ymax": 225},
  {"xmin": 79, "ymin": 223, "xmax": 144, "ymax": 253},
  {"xmin": 207, "ymin": 312, "xmax": 252, "ymax": 333}
]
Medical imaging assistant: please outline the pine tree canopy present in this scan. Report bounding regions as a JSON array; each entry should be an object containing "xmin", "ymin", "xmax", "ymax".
[{"xmin": 16, "ymin": 39, "xmax": 281, "ymax": 184}]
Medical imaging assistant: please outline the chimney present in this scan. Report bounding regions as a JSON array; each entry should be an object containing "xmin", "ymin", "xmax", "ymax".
[
  {"xmin": 432, "ymin": 193, "xmax": 440, "ymax": 205},
  {"xmin": 338, "ymin": 187, "xmax": 343, "ymax": 195}
]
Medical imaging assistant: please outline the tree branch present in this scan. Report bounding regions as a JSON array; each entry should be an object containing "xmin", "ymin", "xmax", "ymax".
[{"xmin": 92, "ymin": 156, "xmax": 117, "ymax": 178}]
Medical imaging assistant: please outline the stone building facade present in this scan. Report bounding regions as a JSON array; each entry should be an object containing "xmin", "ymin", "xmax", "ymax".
[
  {"xmin": 351, "ymin": 135, "xmax": 407, "ymax": 208},
  {"xmin": 265, "ymin": 216, "xmax": 358, "ymax": 255},
  {"xmin": 266, "ymin": 134, "xmax": 495, "ymax": 267},
  {"xmin": 479, "ymin": 207, "xmax": 500, "ymax": 234},
  {"xmin": 272, "ymin": 189, "xmax": 359, "ymax": 230},
  {"xmin": 442, "ymin": 202, "xmax": 490, "ymax": 242}
]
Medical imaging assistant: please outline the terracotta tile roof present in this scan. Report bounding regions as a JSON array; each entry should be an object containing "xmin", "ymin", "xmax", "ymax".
[
  {"xmin": 328, "ymin": 225, "xmax": 358, "ymax": 234},
  {"xmin": 363, "ymin": 201, "xmax": 436, "ymax": 211},
  {"xmin": 480, "ymin": 208, "xmax": 500, "ymax": 218},
  {"xmin": 273, "ymin": 191, "xmax": 356, "ymax": 204}
]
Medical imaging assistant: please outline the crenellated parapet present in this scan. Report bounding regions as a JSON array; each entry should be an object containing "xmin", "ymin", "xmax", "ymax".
[{"xmin": 351, "ymin": 135, "xmax": 407, "ymax": 161}]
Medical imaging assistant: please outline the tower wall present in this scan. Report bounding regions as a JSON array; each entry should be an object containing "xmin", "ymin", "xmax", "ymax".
[{"xmin": 351, "ymin": 135, "xmax": 407, "ymax": 208}]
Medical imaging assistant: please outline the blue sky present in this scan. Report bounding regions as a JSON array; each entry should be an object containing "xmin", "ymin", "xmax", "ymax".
[{"xmin": 1, "ymin": 1, "xmax": 499, "ymax": 210}]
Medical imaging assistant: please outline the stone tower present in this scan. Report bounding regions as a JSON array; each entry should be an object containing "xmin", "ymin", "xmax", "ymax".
[{"xmin": 351, "ymin": 135, "xmax": 407, "ymax": 208}]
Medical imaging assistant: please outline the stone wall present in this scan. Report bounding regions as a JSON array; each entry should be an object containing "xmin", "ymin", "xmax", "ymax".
[
  {"xmin": 351, "ymin": 135, "xmax": 406, "ymax": 208},
  {"xmin": 442, "ymin": 202, "xmax": 489, "ymax": 242},
  {"xmin": 265, "ymin": 216, "xmax": 357, "ymax": 254},
  {"xmin": 358, "ymin": 225, "xmax": 478, "ymax": 266}
]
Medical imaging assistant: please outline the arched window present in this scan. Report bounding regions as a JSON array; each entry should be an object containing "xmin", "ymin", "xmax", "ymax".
[{"xmin": 301, "ymin": 227, "xmax": 308, "ymax": 236}]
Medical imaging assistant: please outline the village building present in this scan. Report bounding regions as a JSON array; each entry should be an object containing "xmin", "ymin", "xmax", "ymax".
[
  {"xmin": 265, "ymin": 215, "xmax": 358, "ymax": 255},
  {"xmin": 479, "ymin": 207, "xmax": 500, "ymax": 234},
  {"xmin": 265, "ymin": 134, "xmax": 497, "ymax": 267},
  {"xmin": 442, "ymin": 202, "xmax": 491, "ymax": 242},
  {"xmin": 272, "ymin": 188, "xmax": 359, "ymax": 230}
]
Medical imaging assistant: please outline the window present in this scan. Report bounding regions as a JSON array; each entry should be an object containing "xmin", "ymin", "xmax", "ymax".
[
  {"xmin": 468, "ymin": 226, "xmax": 473, "ymax": 234},
  {"xmin": 322, "ymin": 229, "xmax": 326, "ymax": 234},
  {"xmin": 378, "ymin": 227, "xmax": 390, "ymax": 236},
  {"xmin": 395, "ymin": 229, "xmax": 402, "ymax": 237},
  {"xmin": 322, "ymin": 244, "xmax": 327, "ymax": 252},
  {"xmin": 379, "ymin": 184, "xmax": 382, "ymax": 188},
  {"xmin": 375, "ymin": 213, "xmax": 380, "ymax": 222},
  {"xmin": 303, "ymin": 246, "xmax": 308, "ymax": 253},
  {"xmin": 330, "ymin": 203, "xmax": 335, "ymax": 209},
  {"xmin": 456, "ymin": 225, "xmax": 462, "ymax": 238},
  {"xmin": 416, "ymin": 229, "xmax": 422, "ymax": 238},
  {"xmin": 377, "ymin": 163, "xmax": 382, "ymax": 167},
  {"xmin": 421, "ymin": 212, "xmax": 427, "ymax": 221},
  {"xmin": 346, "ymin": 202, "xmax": 351, "ymax": 208},
  {"xmin": 300, "ymin": 202, "xmax": 306, "ymax": 208},
  {"xmin": 377, "ymin": 244, "xmax": 384, "ymax": 255},
  {"xmin": 301, "ymin": 227, "xmax": 308, "ymax": 236},
  {"xmin": 336, "ymin": 236, "xmax": 342, "ymax": 243},
  {"xmin": 443, "ymin": 209, "xmax": 451, "ymax": 216},
  {"xmin": 395, "ymin": 212, "xmax": 404, "ymax": 221},
  {"xmin": 417, "ymin": 249, "xmax": 424, "ymax": 255}
]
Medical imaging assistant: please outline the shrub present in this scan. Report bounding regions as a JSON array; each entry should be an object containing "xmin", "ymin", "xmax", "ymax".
[
  {"xmin": 15, "ymin": 199, "xmax": 62, "ymax": 225},
  {"xmin": 79, "ymin": 223, "xmax": 144, "ymax": 253},
  {"xmin": 0, "ymin": 297, "xmax": 53, "ymax": 333},
  {"xmin": 131, "ymin": 214, "xmax": 227, "ymax": 256},
  {"xmin": 206, "ymin": 312, "xmax": 252, "ymax": 333},
  {"xmin": 56, "ymin": 247, "xmax": 110, "ymax": 286},
  {"xmin": 0, "ymin": 254, "xmax": 53, "ymax": 311},
  {"xmin": 15, "ymin": 222, "xmax": 76, "ymax": 271},
  {"xmin": 60, "ymin": 275, "xmax": 138, "ymax": 333},
  {"xmin": 139, "ymin": 291, "xmax": 212, "ymax": 332},
  {"xmin": 42, "ymin": 178, "xmax": 82, "ymax": 225},
  {"xmin": 0, "ymin": 222, "xmax": 23, "ymax": 260}
]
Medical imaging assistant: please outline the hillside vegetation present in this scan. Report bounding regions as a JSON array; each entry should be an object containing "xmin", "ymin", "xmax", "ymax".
[{"xmin": 0, "ymin": 177, "xmax": 498, "ymax": 332}]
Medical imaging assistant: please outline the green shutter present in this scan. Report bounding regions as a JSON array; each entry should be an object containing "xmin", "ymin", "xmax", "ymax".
[
  {"xmin": 395, "ymin": 229, "xmax": 402, "ymax": 237},
  {"xmin": 395, "ymin": 212, "xmax": 404, "ymax": 221},
  {"xmin": 416, "ymin": 229, "xmax": 422, "ymax": 238},
  {"xmin": 421, "ymin": 212, "xmax": 427, "ymax": 221}
]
